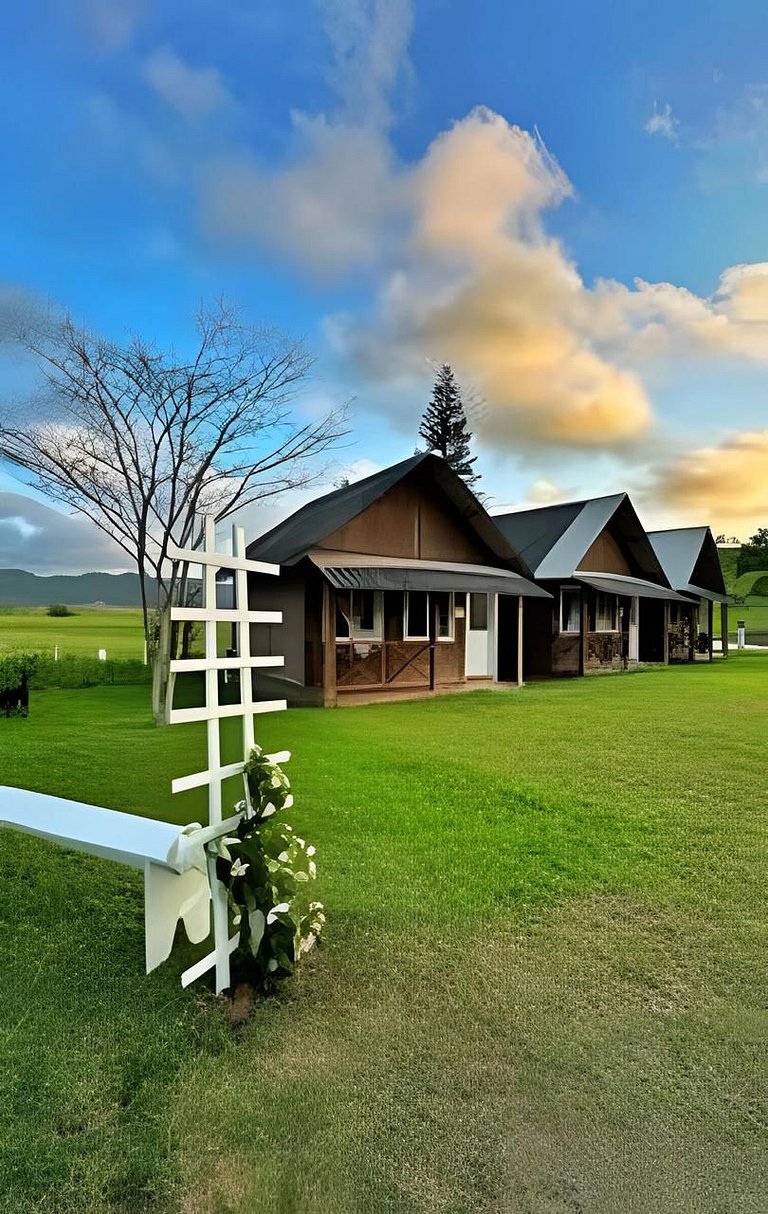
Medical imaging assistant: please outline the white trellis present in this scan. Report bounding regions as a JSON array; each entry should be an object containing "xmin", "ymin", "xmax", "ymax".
[
  {"xmin": 0, "ymin": 517, "xmax": 288, "ymax": 995},
  {"xmin": 166, "ymin": 517, "xmax": 288, "ymax": 993}
]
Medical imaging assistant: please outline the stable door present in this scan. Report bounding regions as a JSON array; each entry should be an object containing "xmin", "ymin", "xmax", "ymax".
[{"xmin": 466, "ymin": 592, "xmax": 492, "ymax": 676}]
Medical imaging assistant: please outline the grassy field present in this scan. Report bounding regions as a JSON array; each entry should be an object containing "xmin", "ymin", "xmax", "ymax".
[
  {"xmin": 1, "ymin": 659, "xmax": 767, "ymax": 1212},
  {"xmin": 0, "ymin": 606, "xmax": 146, "ymax": 660}
]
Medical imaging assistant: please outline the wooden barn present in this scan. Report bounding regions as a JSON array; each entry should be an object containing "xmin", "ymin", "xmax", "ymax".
[
  {"xmin": 648, "ymin": 527, "xmax": 729, "ymax": 661},
  {"xmin": 492, "ymin": 494, "xmax": 691, "ymax": 678},
  {"xmin": 245, "ymin": 454, "xmax": 550, "ymax": 706}
]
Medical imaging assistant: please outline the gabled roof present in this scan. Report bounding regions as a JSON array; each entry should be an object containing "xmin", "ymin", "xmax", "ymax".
[
  {"xmin": 247, "ymin": 453, "xmax": 533, "ymax": 576},
  {"xmin": 648, "ymin": 527, "xmax": 728, "ymax": 601},
  {"xmin": 493, "ymin": 493, "xmax": 669, "ymax": 584}
]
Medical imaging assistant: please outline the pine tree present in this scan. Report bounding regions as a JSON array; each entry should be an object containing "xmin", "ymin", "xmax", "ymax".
[{"xmin": 418, "ymin": 364, "xmax": 479, "ymax": 488}]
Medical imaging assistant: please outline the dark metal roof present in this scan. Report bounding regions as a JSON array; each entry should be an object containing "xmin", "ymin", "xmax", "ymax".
[
  {"xmin": 491, "ymin": 499, "xmax": 586, "ymax": 570},
  {"xmin": 247, "ymin": 453, "xmax": 534, "ymax": 576},
  {"xmin": 576, "ymin": 573, "xmax": 691, "ymax": 603},
  {"xmin": 493, "ymin": 493, "xmax": 670, "ymax": 585},
  {"xmin": 308, "ymin": 552, "xmax": 552, "ymax": 597},
  {"xmin": 648, "ymin": 527, "xmax": 728, "ymax": 601}
]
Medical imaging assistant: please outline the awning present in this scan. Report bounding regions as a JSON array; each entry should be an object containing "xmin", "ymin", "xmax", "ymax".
[
  {"xmin": 678, "ymin": 583, "xmax": 730, "ymax": 604},
  {"xmin": 576, "ymin": 572, "xmax": 691, "ymax": 603},
  {"xmin": 308, "ymin": 551, "xmax": 552, "ymax": 598}
]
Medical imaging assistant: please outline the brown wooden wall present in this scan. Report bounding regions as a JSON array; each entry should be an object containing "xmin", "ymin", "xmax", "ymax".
[
  {"xmin": 319, "ymin": 481, "xmax": 488, "ymax": 564},
  {"xmin": 578, "ymin": 528, "xmax": 632, "ymax": 574}
]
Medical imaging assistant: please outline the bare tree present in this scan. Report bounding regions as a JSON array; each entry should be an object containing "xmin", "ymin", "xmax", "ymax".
[{"xmin": 0, "ymin": 302, "xmax": 347, "ymax": 721}]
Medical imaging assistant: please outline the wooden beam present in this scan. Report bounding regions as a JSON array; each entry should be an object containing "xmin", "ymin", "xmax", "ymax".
[
  {"xmin": 517, "ymin": 595, "xmax": 524, "ymax": 686},
  {"xmin": 663, "ymin": 601, "xmax": 670, "ymax": 664},
  {"xmin": 579, "ymin": 588, "xmax": 588, "ymax": 676},
  {"xmin": 322, "ymin": 582, "xmax": 337, "ymax": 708}
]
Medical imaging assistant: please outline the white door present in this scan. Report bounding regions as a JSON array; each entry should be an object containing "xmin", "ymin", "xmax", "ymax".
[
  {"xmin": 628, "ymin": 596, "xmax": 639, "ymax": 662},
  {"xmin": 466, "ymin": 592, "xmax": 491, "ymax": 676}
]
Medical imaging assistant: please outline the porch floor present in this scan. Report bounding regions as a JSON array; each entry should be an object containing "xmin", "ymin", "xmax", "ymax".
[{"xmin": 335, "ymin": 679, "xmax": 520, "ymax": 707}]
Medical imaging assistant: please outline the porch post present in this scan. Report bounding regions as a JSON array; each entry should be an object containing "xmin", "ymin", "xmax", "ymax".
[
  {"xmin": 708, "ymin": 599, "xmax": 714, "ymax": 661},
  {"xmin": 517, "ymin": 595, "xmax": 524, "ymax": 686},
  {"xmin": 322, "ymin": 582, "xmax": 337, "ymax": 708},
  {"xmin": 721, "ymin": 601, "xmax": 729, "ymax": 658},
  {"xmin": 663, "ymin": 601, "xmax": 670, "ymax": 664},
  {"xmin": 580, "ymin": 590, "xmax": 588, "ymax": 676}
]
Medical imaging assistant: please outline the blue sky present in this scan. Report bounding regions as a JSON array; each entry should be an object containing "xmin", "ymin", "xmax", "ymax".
[{"xmin": 2, "ymin": 0, "xmax": 768, "ymax": 571}]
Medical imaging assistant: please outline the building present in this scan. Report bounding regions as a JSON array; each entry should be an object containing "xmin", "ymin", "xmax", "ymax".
[
  {"xmin": 492, "ymin": 494, "xmax": 691, "ymax": 677},
  {"xmin": 245, "ymin": 454, "xmax": 551, "ymax": 706},
  {"xmin": 648, "ymin": 527, "xmax": 729, "ymax": 660}
]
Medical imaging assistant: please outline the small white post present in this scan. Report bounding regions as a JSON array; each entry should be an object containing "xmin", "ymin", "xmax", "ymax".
[
  {"xmin": 54, "ymin": 645, "xmax": 59, "ymax": 661},
  {"xmin": 98, "ymin": 648, "xmax": 107, "ymax": 661},
  {"xmin": 143, "ymin": 640, "xmax": 148, "ymax": 666}
]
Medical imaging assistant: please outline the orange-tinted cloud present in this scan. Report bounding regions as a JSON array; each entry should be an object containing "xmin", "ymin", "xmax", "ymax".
[{"xmin": 651, "ymin": 430, "xmax": 768, "ymax": 537}]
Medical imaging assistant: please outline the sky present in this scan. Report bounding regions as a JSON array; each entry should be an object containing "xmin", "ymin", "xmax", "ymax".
[{"xmin": 2, "ymin": 0, "xmax": 768, "ymax": 572}]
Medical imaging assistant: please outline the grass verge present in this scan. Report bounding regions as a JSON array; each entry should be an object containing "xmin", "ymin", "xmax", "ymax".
[{"xmin": 1, "ymin": 656, "xmax": 767, "ymax": 1212}]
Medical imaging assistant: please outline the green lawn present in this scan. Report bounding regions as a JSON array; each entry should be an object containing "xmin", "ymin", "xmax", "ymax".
[
  {"xmin": 1, "ymin": 659, "xmax": 767, "ymax": 1212},
  {"xmin": 0, "ymin": 607, "xmax": 146, "ymax": 660},
  {"xmin": 714, "ymin": 599, "xmax": 768, "ymax": 642}
]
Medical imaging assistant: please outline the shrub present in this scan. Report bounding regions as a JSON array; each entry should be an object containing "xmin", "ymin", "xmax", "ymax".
[
  {"xmin": 30, "ymin": 656, "xmax": 151, "ymax": 690},
  {"xmin": 210, "ymin": 746, "xmax": 324, "ymax": 992},
  {"xmin": 0, "ymin": 653, "xmax": 38, "ymax": 716},
  {"xmin": 46, "ymin": 604, "xmax": 76, "ymax": 617}
]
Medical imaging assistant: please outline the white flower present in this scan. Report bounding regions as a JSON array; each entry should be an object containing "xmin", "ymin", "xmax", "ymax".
[
  {"xmin": 278, "ymin": 851, "xmax": 289, "ymax": 863},
  {"xmin": 230, "ymin": 858, "xmax": 250, "ymax": 878},
  {"xmin": 267, "ymin": 902, "xmax": 290, "ymax": 924},
  {"xmin": 261, "ymin": 803, "xmax": 277, "ymax": 818},
  {"xmin": 232, "ymin": 913, "xmax": 242, "ymax": 927},
  {"xmin": 306, "ymin": 845, "xmax": 316, "ymax": 857},
  {"xmin": 308, "ymin": 861, "xmax": 317, "ymax": 879}
]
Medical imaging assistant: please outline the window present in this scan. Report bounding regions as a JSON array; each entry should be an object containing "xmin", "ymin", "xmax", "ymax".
[
  {"xmin": 405, "ymin": 591, "xmax": 429, "ymax": 639},
  {"xmin": 335, "ymin": 590, "xmax": 383, "ymax": 640},
  {"xmin": 590, "ymin": 592, "xmax": 618, "ymax": 632},
  {"xmin": 560, "ymin": 587, "xmax": 581, "ymax": 633},
  {"xmin": 468, "ymin": 592, "xmax": 488, "ymax": 631},
  {"xmin": 434, "ymin": 592, "xmax": 454, "ymax": 641}
]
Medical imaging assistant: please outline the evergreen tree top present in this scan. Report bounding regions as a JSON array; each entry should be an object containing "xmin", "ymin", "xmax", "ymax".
[{"xmin": 418, "ymin": 364, "xmax": 479, "ymax": 489}]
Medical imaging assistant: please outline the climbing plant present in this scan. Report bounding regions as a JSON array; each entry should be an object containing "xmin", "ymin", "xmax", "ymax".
[{"xmin": 209, "ymin": 746, "xmax": 324, "ymax": 991}]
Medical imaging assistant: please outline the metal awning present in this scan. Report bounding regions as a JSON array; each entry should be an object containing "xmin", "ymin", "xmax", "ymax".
[
  {"xmin": 576, "ymin": 572, "xmax": 691, "ymax": 602},
  {"xmin": 308, "ymin": 551, "xmax": 552, "ymax": 598},
  {"xmin": 678, "ymin": 583, "xmax": 730, "ymax": 604}
]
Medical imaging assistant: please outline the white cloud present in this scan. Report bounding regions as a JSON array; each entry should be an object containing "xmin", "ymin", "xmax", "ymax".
[
  {"xmin": 0, "ymin": 493, "xmax": 129, "ymax": 573},
  {"xmin": 318, "ymin": 0, "xmax": 414, "ymax": 130},
  {"xmin": 143, "ymin": 50, "xmax": 231, "ymax": 119},
  {"xmin": 80, "ymin": 0, "xmax": 144, "ymax": 52},
  {"xmin": 199, "ymin": 0, "xmax": 413, "ymax": 274},
  {"xmin": 645, "ymin": 103, "xmax": 679, "ymax": 141}
]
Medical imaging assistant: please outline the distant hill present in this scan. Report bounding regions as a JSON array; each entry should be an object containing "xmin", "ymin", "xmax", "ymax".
[
  {"xmin": 716, "ymin": 547, "xmax": 740, "ymax": 594},
  {"xmin": 0, "ymin": 569, "xmax": 157, "ymax": 607}
]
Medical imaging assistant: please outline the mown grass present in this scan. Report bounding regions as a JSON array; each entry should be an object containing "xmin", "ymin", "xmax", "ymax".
[
  {"xmin": 0, "ymin": 607, "xmax": 146, "ymax": 660},
  {"xmin": 1, "ymin": 658, "xmax": 767, "ymax": 1212}
]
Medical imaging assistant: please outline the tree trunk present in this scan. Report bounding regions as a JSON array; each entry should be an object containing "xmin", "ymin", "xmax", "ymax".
[{"xmin": 151, "ymin": 606, "xmax": 173, "ymax": 725}]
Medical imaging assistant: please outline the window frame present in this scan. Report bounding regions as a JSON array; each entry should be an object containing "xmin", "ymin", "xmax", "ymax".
[
  {"xmin": 335, "ymin": 589, "xmax": 384, "ymax": 642},
  {"xmin": 434, "ymin": 591, "xmax": 455, "ymax": 642},
  {"xmin": 404, "ymin": 590, "xmax": 430, "ymax": 641},
  {"xmin": 591, "ymin": 591, "xmax": 619, "ymax": 633},
  {"xmin": 559, "ymin": 585, "xmax": 581, "ymax": 634}
]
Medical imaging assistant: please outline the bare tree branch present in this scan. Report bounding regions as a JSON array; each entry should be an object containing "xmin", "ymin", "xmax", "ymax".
[{"xmin": 0, "ymin": 301, "xmax": 349, "ymax": 721}]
